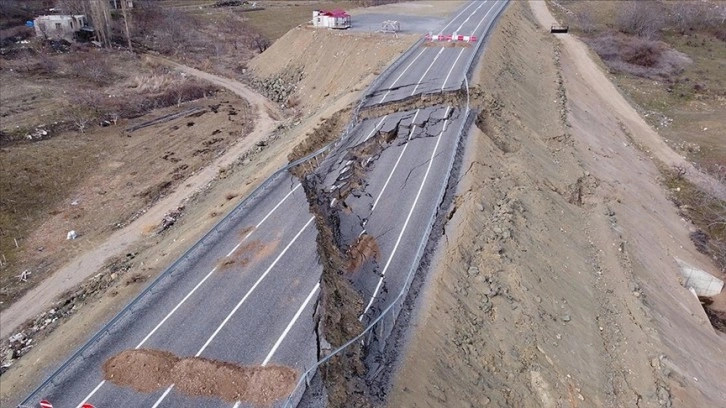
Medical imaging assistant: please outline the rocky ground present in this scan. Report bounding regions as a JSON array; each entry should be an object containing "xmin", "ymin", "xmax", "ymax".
[{"xmin": 389, "ymin": 1, "xmax": 725, "ymax": 407}]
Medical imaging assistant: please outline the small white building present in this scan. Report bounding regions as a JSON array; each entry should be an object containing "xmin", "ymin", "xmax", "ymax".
[
  {"xmin": 312, "ymin": 9, "xmax": 352, "ymax": 29},
  {"xmin": 34, "ymin": 15, "xmax": 88, "ymax": 41}
]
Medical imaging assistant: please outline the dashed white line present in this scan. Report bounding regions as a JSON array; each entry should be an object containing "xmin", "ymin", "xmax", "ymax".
[
  {"xmin": 377, "ymin": 49, "xmax": 427, "ymax": 104},
  {"xmin": 151, "ymin": 216, "xmax": 315, "ymax": 407},
  {"xmin": 362, "ymin": 106, "xmax": 452, "ymax": 317},
  {"xmin": 262, "ymin": 283, "xmax": 321, "ymax": 366},
  {"xmin": 226, "ymin": 183, "xmax": 302, "ymax": 257},
  {"xmin": 371, "ymin": 110, "xmax": 421, "ymax": 212},
  {"xmin": 411, "ymin": 47, "xmax": 446, "ymax": 96},
  {"xmin": 74, "ymin": 182, "xmax": 299, "ymax": 407}
]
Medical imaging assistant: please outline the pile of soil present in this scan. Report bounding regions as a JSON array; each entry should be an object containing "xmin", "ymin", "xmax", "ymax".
[
  {"xmin": 248, "ymin": 28, "xmax": 416, "ymax": 115},
  {"xmin": 103, "ymin": 349, "xmax": 297, "ymax": 405}
]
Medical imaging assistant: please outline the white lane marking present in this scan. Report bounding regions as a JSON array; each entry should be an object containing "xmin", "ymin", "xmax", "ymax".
[
  {"xmin": 469, "ymin": 1, "xmax": 501, "ymax": 39},
  {"xmin": 442, "ymin": 48, "xmax": 467, "ymax": 91},
  {"xmin": 377, "ymin": 49, "xmax": 427, "ymax": 104},
  {"xmin": 226, "ymin": 183, "xmax": 302, "ymax": 257},
  {"xmin": 135, "ymin": 267, "xmax": 218, "ymax": 349},
  {"xmin": 362, "ymin": 106, "xmax": 452, "ymax": 317},
  {"xmin": 442, "ymin": 2, "xmax": 500, "ymax": 92},
  {"xmin": 411, "ymin": 47, "xmax": 446, "ymax": 96},
  {"xmin": 229, "ymin": 283, "xmax": 320, "ymax": 407},
  {"xmin": 363, "ymin": 115, "xmax": 390, "ymax": 142},
  {"xmin": 437, "ymin": 1, "xmax": 477, "ymax": 35},
  {"xmin": 196, "ymin": 216, "xmax": 315, "ymax": 357},
  {"xmin": 74, "ymin": 182, "xmax": 299, "ymax": 407},
  {"xmin": 455, "ymin": 0, "xmax": 487, "ymax": 33},
  {"xmin": 150, "ymin": 217, "xmax": 315, "ymax": 407},
  {"xmin": 75, "ymin": 380, "xmax": 105, "ymax": 408},
  {"xmin": 262, "ymin": 283, "xmax": 320, "ymax": 366},
  {"xmin": 151, "ymin": 385, "xmax": 174, "ymax": 408},
  {"xmin": 371, "ymin": 110, "xmax": 421, "ymax": 212}
]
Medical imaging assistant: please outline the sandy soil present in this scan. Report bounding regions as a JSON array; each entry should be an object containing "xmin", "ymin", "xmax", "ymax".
[
  {"xmin": 103, "ymin": 349, "xmax": 297, "ymax": 404},
  {"xmin": 249, "ymin": 28, "xmax": 416, "ymax": 116},
  {"xmin": 389, "ymin": 1, "xmax": 725, "ymax": 407}
]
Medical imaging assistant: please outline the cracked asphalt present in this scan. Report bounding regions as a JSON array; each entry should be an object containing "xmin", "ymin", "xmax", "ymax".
[{"xmin": 18, "ymin": 1, "xmax": 509, "ymax": 407}]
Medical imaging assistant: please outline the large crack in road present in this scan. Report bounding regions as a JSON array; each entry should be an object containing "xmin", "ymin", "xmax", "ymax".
[{"xmin": 286, "ymin": 88, "xmax": 479, "ymax": 406}]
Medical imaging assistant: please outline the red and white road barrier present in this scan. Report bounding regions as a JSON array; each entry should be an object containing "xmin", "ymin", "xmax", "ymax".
[
  {"xmin": 37, "ymin": 401, "xmax": 94, "ymax": 408},
  {"xmin": 425, "ymin": 33, "xmax": 477, "ymax": 42}
]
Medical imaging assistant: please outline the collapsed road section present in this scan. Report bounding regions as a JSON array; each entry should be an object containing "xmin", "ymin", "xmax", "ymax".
[{"xmin": 289, "ymin": 89, "xmax": 475, "ymax": 406}]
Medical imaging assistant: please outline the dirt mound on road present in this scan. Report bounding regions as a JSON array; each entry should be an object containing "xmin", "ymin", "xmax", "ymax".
[
  {"xmin": 103, "ymin": 349, "xmax": 178, "ymax": 393},
  {"xmin": 248, "ymin": 28, "xmax": 416, "ymax": 115},
  {"xmin": 103, "ymin": 348, "xmax": 297, "ymax": 404}
]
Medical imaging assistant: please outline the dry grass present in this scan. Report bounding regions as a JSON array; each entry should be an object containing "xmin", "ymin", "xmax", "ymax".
[
  {"xmin": 240, "ymin": 1, "xmax": 357, "ymax": 41},
  {"xmin": 664, "ymin": 166, "xmax": 726, "ymax": 273},
  {"xmin": 587, "ymin": 31, "xmax": 691, "ymax": 79},
  {"xmin": 547, "ymin": 0, "xmax": 726, "ymax": 172}
]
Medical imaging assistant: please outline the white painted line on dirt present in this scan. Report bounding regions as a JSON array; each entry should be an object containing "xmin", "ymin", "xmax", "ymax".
[
  {"xmin": 226, "ymin": 183, "xmax": 301, "ymax": 257},
  {"xmin": 150, "ymin": 217, "xmax": 314, "ymax": 407},
  {"xmin": 74, "ymin": 380, "xmax": 105, "ymax": 408},
  {"xmin": 74, "ymin": 179, "xmax": 300, "ymax": 408},
  {"xmin": 371, "ymin": 110, "xmax": 421, "ymax": 212},
  {"xmin": 262, "ymin": 282, "xmax": 320, "ymax": 366},
  {"xmin": 362, "ymin": 106, "xmax": 452, "ymax": 317}
]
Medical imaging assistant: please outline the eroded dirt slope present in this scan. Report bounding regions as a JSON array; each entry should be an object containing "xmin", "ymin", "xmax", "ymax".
[
  {"xmin": 390, "ymin": 2, "xmax": 725, "ymax": 407},
  {"xmin": 248, "ymin": 28, "xmax": 416, "ymax": 115}
]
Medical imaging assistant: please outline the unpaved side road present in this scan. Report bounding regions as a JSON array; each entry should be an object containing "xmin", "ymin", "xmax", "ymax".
[
  {"xmin": 0, "ymin": 63, "xmax": 281, "ymax": 338},
  {"xmin": 389, "ymin": 1, "xmax": 725, "ymax": 407},
  {"xmin": 530, "ymin": 1, "xmax": 726, "ymax": 203}
]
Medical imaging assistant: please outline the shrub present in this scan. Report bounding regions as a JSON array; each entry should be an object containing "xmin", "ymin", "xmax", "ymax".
[
  {"xmin": 615, "ymin": 1, "xmax": 665, "ymax": 39},
  {"xmin": 588, "ymin": 31, "xmax": 691, "ymax": 80}
]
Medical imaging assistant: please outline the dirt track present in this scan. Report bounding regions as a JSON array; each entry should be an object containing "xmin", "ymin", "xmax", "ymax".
[
  {"xmin": 0, "ymin": 65, "xmax": 281, "ymax": 339},
  {"xmin": 389, "ymin": 1, "xmax": 725, "ymax": 407}
]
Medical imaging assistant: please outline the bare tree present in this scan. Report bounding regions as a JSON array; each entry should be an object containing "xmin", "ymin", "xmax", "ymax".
[
  {"xmin": 575, "ymin": 8, "xmax": 595, "ymax": 35},
  {"xmin": 250, "ymin": 33, "xmax": 270, "ymax": 53},
  {"xmin": 120, "ymin": 0, "xmax": 133, "ymax": 51},
  {"xmin": 87, "ymin": 0, "xmax": 112, "ymax": 47},
  {"xmin": 616, "ymin": 1, "xmax": 665, "ymax": 39}
]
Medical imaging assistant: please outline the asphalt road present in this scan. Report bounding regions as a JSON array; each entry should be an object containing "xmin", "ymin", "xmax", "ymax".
[{"xmin": 19, "ymin": 1, "xmax": 508, "ymax": 407}]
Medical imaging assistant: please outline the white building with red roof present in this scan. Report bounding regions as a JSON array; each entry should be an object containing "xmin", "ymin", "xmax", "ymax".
[{"xmin": 312, "ymin": 9, "xmax": 352, "ymax": 29}]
